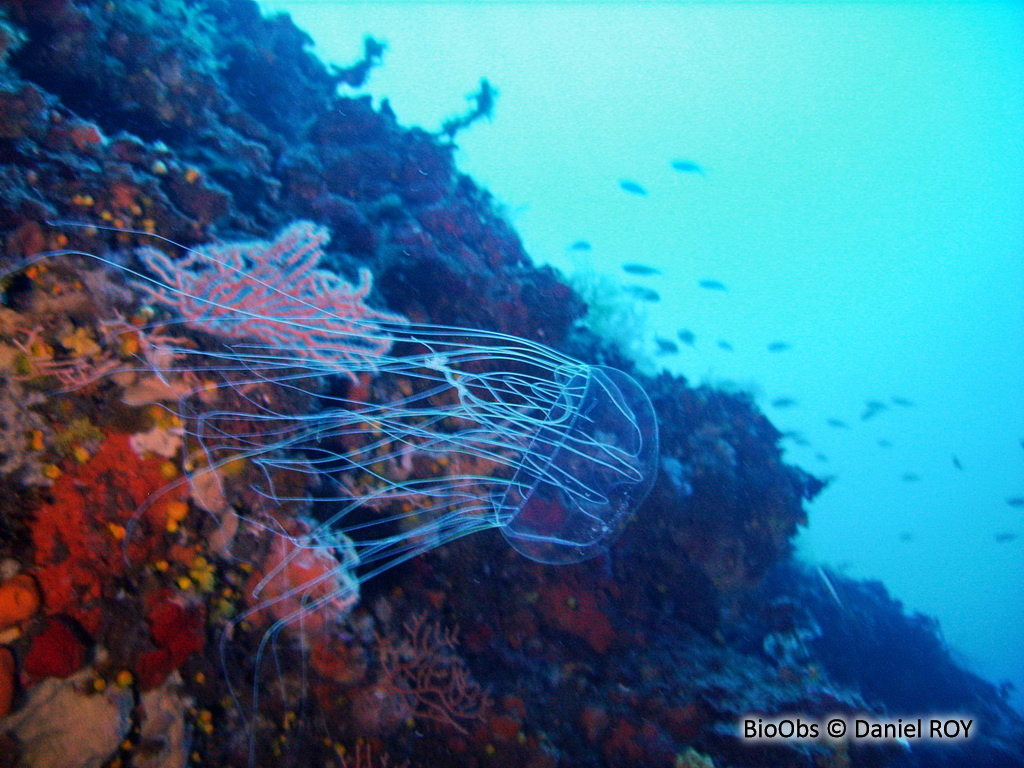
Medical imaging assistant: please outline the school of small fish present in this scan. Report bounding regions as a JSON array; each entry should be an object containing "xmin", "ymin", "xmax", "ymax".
[{"xmin": 567, "ymin": 154, "xmax": 1020, "ymax": 547}]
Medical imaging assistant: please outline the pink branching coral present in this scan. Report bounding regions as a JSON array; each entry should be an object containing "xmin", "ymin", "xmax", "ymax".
[
  {"xmin": 133, "ymin": 221, "xmax": 406, "ymax": 377},
  {"xmin": 375, "ymin": 612, "xmax": 491, "ymax": 734}
]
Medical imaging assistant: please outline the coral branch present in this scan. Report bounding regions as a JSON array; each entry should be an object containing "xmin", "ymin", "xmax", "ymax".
[
  {"xmin": 376, "ymin": 612, "xmax": 490, "ymax": 734},
  {"xmin": 133, "ymin": 221, "xmax": 406, "ymax": 379}
]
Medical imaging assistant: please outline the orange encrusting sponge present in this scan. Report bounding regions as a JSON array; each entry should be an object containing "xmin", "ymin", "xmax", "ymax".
[{"xmin": 0, "ymin": 573, "xmax": 42, "ymax": 632}]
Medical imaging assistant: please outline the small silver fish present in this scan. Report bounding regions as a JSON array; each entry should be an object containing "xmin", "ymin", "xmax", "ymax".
[
  {"xmin": 619, "ymin": 180, "xmax": 647, "ymax": 196},
  {"xmin": 1006, "ymin": 497, "xmax": 1024, "ymax": 509},
  {"xmin": 622, "ymin": 263, "xmax": 661, "ymax": 276},
  {"xmin": 861, "ymin": 400, "xmax": 888, "ymax": 420},
  {"xmin": 891, "ymin": 396, "xmax": 914, "ymax": 407},
  {"xmin": 770, "ymin": 397, "xmax": 798, "ymax": 409},
  {"xmin": 670, "ymin": 159, "xmax": 706, "ymax": 175},
  {"xmin": 698, "ymin": 279, "xmax": 726, "ymax": 291},
  {"xmin": 569, "ymin": 240, "xmax": 592, "ymax": 251},
  {"xmin": 767, "ymin": 341, "xmax": 791, "ymax": 353},
  {"xmin": 826, "ymin": 418, "xmax": 849, "ymax": 429},
  {"xmin": 717, "ymin": 340, "xmax": 733, "ymax": 351},
  {"xmin": 677, "ymin": 329, "xmax": 696, "ymax": 346},
  {"xmin": 623, "ymin": 285, "xmax": 660, "ymax": 302},
  {"xmin": 655, "ymin": 337, "xmax": 679, "ymax": 355},
  {"xmin": 994, "ymin": 532, "xmax": 1018, "ymax": 543},
  {"xmin": 901, "ymin": 472, "xmax": 921, "ymax": 482}
]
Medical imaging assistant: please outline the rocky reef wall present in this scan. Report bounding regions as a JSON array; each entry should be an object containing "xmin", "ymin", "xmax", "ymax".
[{"xmin": 0, "ymin": 2, "xmax": 1020, "ymax": 767}]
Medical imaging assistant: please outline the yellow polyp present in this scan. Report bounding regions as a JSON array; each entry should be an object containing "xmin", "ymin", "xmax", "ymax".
[
  {"xmin": 176, "ymin": 575, "xmax": 191, "ymax": 590},
  {"xmin": 120, "ymin": 739, "xmax": 133, "ymax": 750},
  {"xmin": 115, "ymin": 670, "xmax": 134, "ymax": 688},
  {"xmin": 72, "ymin": 445, "xmax": 90, "ymax": 464},
  {"xmin": 99, "ymin": 210, "xmax": 113, "ymax": 221},
  {"xmin": 484, "ymin": 744, "xmax": 496, "ymax": 756},
  {"xmin": 151, "ymin": 160, "xmax": 168, "ymax": 175},
  {"xmin": 118, "ymin": 332, "xmax": 140, "ymax": 357},
  {"xmin": 184, "ymin": 167, "xmax": 201, "ymax": 184},
  {"xmin": 42, "ymin": 464, "xmax": 61, "ymax": 480},
  {"xmin": 219, "ymin": 455, "xmax": 247, "ymax": 478},
  {"xmin": 108, "ymin": 523, "xmax": 126, "ymax": 541},
  {"xmin": 189, "ymin": 558, "xmax": 216, "ymax": 593},
  {"xmin": 30, "ymin": 341, "xmax": 53, "ymax": 359},
  {"xmin": 29, "ymin": 430, "xmax": 44, "ymax": 451},
  {"xmin": 154, "ymin": 560, "xmax": 169, "ymax": 573},
  {"xmin": 194, "ymin": 672, "xmax": 206, "ymax": 684},
  {"xmin": 166, "ymin": 520, "xmax": 179, "ymax": 534},
  {"xmin": 93, "ymin": 677, "xmax": 107, "ymax": 692},
  {"xmin": 166, "ymin": 500, "xmax": 189, "ymax": 522},
  {"xmin": 516, "ymin": 732, "xmax": 527, "ymax": 745},
  {"xmin": 129, "ymin": 203, "xmax": 143, "ymax": 216},
  {"xmin": 141, "ymin": 218, "xmax": 156, "ymax": 233},
  {"xmin": 159, "ymin": 461, "xmax": 179, "ymax": 480}
]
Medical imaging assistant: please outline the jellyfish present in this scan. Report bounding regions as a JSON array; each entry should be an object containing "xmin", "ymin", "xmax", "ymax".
[
  {"xmin": 6, "ymin": 222, "xmax": 659, "ymax": 671},
  {"xmin": 185, "ymin": 333, "xmax": 661, "ymax": 581}
]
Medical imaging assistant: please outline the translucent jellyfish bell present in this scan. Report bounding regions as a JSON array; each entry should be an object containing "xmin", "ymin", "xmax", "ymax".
[{"xmin": 497, "ymin": 364, "xmax": 658, "ymax": 565}]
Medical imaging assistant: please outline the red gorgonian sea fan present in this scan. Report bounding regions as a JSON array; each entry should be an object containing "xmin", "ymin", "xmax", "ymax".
[{"xmin": 133, "ymin": 220, "xmax": 406, "ymax": 378}]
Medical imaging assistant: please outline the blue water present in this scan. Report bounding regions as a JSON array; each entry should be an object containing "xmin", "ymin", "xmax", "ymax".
[{"xmin": 262, "ymin": 0, "xmax": 1024, "ymax": 710}]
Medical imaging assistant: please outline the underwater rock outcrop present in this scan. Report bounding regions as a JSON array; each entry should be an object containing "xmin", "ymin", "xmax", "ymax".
[{"xmin": 0, "ymin": 1, "xmax": 1020, "ymax": 767}]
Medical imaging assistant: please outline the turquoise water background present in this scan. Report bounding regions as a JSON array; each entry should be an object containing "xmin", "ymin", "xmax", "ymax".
[{"xmin": 262, "ymin": 0, "xmax": 1024, "ymax": 710}]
